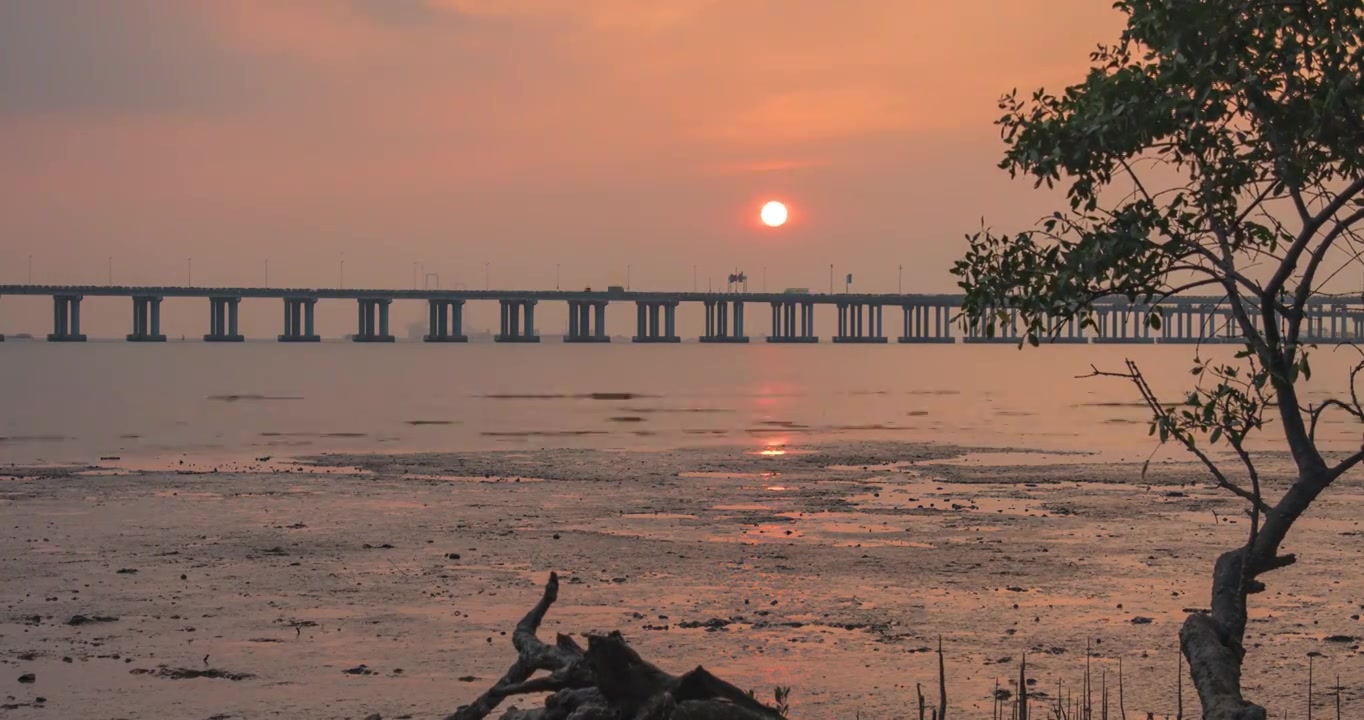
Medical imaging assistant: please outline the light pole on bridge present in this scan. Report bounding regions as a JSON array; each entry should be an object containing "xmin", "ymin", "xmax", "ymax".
[{"xmin": 898, "ymin": 264, "xmax": 903, "ymax": 294}]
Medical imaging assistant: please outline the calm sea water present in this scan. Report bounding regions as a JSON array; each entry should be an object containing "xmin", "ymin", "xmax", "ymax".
[{"xmin": 1, "ymin": 340, "xmax": 1359, "ymax": 465}]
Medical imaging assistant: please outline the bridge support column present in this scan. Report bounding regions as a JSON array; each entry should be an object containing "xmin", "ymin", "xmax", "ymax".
[
  {"xmin": 899, "ymin": 304, "xmax": 955, "ymax": 343},
  {"xmin": 127, "ymin": 296, "xmax": 166, "ymax": 342},
  {"xmin": 425, "ymin": 299, "xmax": 469, "ymax": 342},
  {"xmin": 633, "ymin": 301, "xmax": 680, "ymax": 342},
  {"xmin": 835, "ymin": 302, "xmax": 887, "ymax": 343},
  {"xmin": 963, "ymin": 305, "xmax": 1011, "ymax": 343},
  {"xmin": 701, "ymin": 300, "xmax": 748, "ymax": 343},
  {"xmin": 48, "ymin": 295, "xmax": 87, "ymax": 342},
  {"xmin": 1303, "ymin": 305, "xmax": 1323, "ymax": 342},
  {"xmin": 204, "ymin": 297, "xmax": 244, "ymax": 341},
  {"xmin": 595, "ymin": 302, "xmax": 608, "ymax": 340},
  {"xmin": 278, "ymin": 298, "xmax": 320, "ymax": 342},
  {"xmin": 766, "ymin": 301, "xmax": 817, "ymax": 343},
  {"xmin": 567, "ymin": 300, "xmax": 611, "ymax": 342},
  {"xmin": 1161, "ymin": 306, "xmax": 1192, "ymax": 344},
  {"xmin": 353, "ymin": 299, "xmax": 395, "ymax": 342},
  {"xmin": 1036, "ymin": 312, "xmax": 1086, "ymax": 343},
  {"xmin": 496, "ymin": 299, "xmax": 540, "ymax": 342},
  {"xmin": 1093, "ymin": 305, "xmax": 1156, "ymax": 344}
]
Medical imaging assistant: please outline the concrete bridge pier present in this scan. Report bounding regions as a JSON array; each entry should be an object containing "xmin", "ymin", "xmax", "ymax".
[
  {"xmin": 205, "ymin": 297, "xmax": 244, "ymax": 342},
  {"xmin": 1299, "ymin": 305, "xmax": 1319, "ymax": 341},
  {"xmin": 1093, "ymin": 307, "xmax": 1123, "ymax": 343},
  {"xmin": 1302, "ymin": 304, "xmax": 1348, "ymax": 343},
  {"xmin": 1211, "ymin": 309, "xmax": 1241, "ymax": 343},
  {"xmin": 566, "ymin": 300, "xmax": 610, "ymax": 342},
  {"xmin": 963, "ymin": 306, "xmax": 1018, "ymax": 343},
  {"xmin": 126, "ymin": 296, "xmax": 167, "ymax": 342},
  {"xmin": 1095, "ymin": 306, "xmax": 1157, "ymax": 344},
  {"xmin": 834, "ymin": 302, "xmax": 887, "ymax": 343},
  {"xmin": 633, "ymin": 301, "xmax": 679, "ymax": 343},
  {"xmin": 48, "ymin": 294, "xmax": 87, "ymax": 342},
  {"xmin": 1350, "ymin": 311, "xmax": 1364, "ymax": 341},
  {"xmin": 768, "ymin": 301, "xmax": 817, "ymax": 343},
  {"xmin": 1161, "ymin": 305, "xmax": 1199, "ymax": 344},
  {"xmin": 1325, "ymin": 305, "xmax": 1340, "ymax": 341},
  {"xmin": 496, "ymin": 299, "xmax": 540, "ymax": 342},
  {"xmin": 1329, "ymin": 304, "xmax": 1352, "ymax": 341},
  {"xmin": 354, "ymin": 299, "xmax": 395, "ymax": 342},
  {"xmin": 425, "ymin": 299, "xmax": 468, "ymax": 342},
  {"xmin": 701, "ymin": 299, "xmax": 748, "ymax": 343},
  {"xmin": 898, "ymin": 304, "xmax": 955, "ymax": 343},
  {"xmin": 1038, "ymin": 313, "xmax": 1086, "ymax": 343},
  {"xmin": 279, "ymin": 298, "xmax": 320, "ymax": 342},
  {"xmin": 1197, "ymin": 304, "xmax": 1217, "ymax": 342}
]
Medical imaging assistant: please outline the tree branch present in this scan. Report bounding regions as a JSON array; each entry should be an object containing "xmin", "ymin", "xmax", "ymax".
[
  {"xmin": 1081, "ymin": 362, "xmax": 1272, "ymax": 516},
  {"xmin": 1328, "ymin": 448, "xmax": 1364, "ymax": 482},
  {"xmin": 1291, "ymin": 206, "xmax": 1364, "ymax": 338},
  {"xmin": 1265, "ymin": 176, "xmax": 1364, "ymax": 301},
  {"xmin": 1308, "ymin": 398, "xmax": 1364, "ymax": 441}
]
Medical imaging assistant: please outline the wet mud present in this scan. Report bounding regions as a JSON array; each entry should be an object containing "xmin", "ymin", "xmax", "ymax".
[{"xmin": 1, "ymin": 441, "xmax": 1361, "ymax": 718}]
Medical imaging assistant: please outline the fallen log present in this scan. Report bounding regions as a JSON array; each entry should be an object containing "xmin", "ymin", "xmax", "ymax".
[{"xmin": 447, "ymin": 573, "xmax": 789, "ymax": 720}]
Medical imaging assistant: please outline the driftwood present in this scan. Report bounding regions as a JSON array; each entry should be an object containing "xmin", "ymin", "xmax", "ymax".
[{"xmin": 447, "ymin": 573, "xmax": 788, "ymax": 720}]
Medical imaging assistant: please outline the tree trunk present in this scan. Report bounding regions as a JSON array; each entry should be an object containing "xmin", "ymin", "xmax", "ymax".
[{"xmin": 1178, "ymin": 546, "xmax": 1270, "ymax": 720}]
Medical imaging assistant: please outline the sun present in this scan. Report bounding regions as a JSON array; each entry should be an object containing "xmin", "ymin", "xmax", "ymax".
[{"xmin": 760, "ymin": 200, "xmax": 788, "ymax": 228}]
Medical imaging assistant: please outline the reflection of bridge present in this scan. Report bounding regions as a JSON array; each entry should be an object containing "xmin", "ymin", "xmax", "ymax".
[{"xmin": 1, "ymin": 285, "xmax": 1360, "ymax": 345}]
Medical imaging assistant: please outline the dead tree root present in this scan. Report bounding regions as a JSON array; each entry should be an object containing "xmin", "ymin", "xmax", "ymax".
[{"xmin": 446, "ymin": 573, "xmax": 788, "ymax": 720}]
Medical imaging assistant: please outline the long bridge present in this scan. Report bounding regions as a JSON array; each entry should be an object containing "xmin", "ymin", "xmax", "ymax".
[{"xmin": 0, "ymin": 285, "xmax": 1360, "ymax": 345}]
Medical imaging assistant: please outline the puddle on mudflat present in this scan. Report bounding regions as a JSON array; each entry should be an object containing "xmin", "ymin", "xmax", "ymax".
[
  {"xmin": 482, "ymin": 430, "xmax": 610, "ymax": 437},
  {"xmin": 679, "ymin": 471, "xmax": 777, "ymax": 480}
]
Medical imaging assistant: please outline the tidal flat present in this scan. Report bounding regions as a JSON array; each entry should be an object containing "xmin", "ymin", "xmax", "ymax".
[{"xmin": 2, "ymin": 442, "xmax": 1360, "ymax": 718}]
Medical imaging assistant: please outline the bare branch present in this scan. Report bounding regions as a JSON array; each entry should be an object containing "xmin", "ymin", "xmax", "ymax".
[
  {"xmin": 1265, "ymin": 176, "xmax": 1364, "ymax": 301},
  {"xmin": 1308, "ymin": 398, "xmax": 1364, "ymax": 441},
  {"xmin": 1291, "ymin": 206, "xmax": 1364, "ymax": 335},
  {"xmin": 1080, "ymin": 361, "xmax": 1272, "ymax": 515},
  {"xmin": 1328, "ymin": 448, "xmax": 1364, "ymax": 482}
]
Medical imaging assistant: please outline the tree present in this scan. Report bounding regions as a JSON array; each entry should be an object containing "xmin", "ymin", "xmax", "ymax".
[{"xmin": 951, "ymin": 2, "xmax": 1364, "ymax": 718}]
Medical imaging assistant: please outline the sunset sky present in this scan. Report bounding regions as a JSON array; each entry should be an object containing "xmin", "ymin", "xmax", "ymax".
[{"xmin": 0, "ymin": 1, "xmax": 1124, "ymax": 333}]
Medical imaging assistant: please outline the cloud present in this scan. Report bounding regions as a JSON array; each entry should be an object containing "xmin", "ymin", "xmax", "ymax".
[
  {"xmin": 434, "ymin": 0, "xmax": 718, "ymax": 31},
  {"xmin": 0, "ymin": 1, "xmax": 260, "ymax": 117}
]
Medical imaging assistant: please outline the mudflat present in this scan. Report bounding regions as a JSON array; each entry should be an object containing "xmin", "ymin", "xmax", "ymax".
[{"xmin": 2, "ymin": 442, "xmax": 1360, "ymax": 718}]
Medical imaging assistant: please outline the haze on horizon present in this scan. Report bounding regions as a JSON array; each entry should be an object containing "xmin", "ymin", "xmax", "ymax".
[{"xmin": 0, "ymin": 1, "xmax": 1123, "ymax": 334}]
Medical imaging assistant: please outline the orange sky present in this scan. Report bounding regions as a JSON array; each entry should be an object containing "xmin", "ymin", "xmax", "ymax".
[{"xmin": 0, "ymin": 1, "xmax": 1125, "ymax": 330}]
